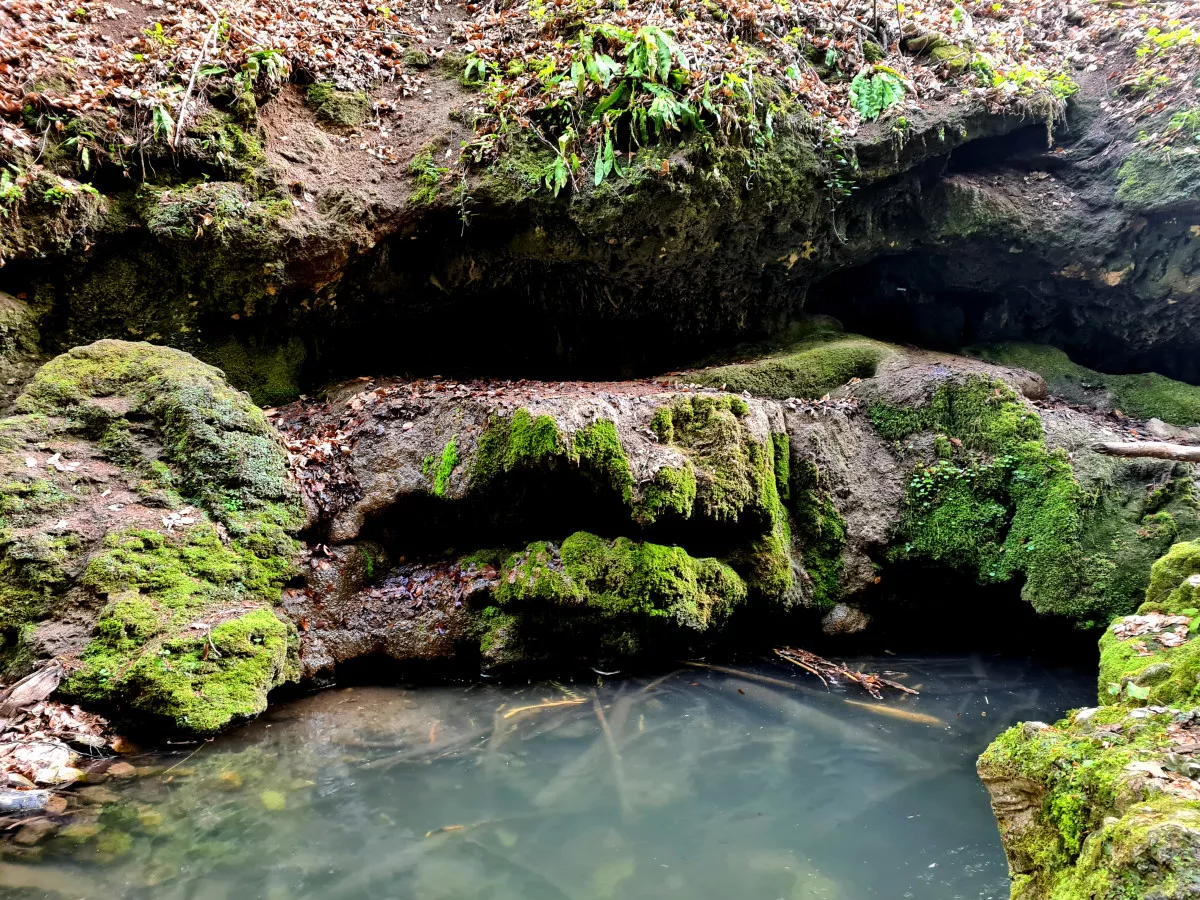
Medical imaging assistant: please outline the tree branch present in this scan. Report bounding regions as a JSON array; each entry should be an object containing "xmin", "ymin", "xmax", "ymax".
[{"xmin": 1091, "ymin": 442, "xmax": 1200, "ymax": 463}]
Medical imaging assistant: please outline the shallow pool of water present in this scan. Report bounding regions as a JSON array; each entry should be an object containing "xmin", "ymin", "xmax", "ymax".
[{"xmin": 1, "ymin": 654, "xmax": 1094, "ymax": 900}]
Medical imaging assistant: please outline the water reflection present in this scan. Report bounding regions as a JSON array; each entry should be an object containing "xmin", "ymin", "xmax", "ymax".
[{"xmin": 0, "ymin": 654, "xmax": 1093, "ymax": 900}]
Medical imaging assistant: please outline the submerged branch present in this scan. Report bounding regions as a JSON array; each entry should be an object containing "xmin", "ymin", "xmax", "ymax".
[{"xmin": 774, "ymin": 648, "xmax": 919, "ymax": 699}]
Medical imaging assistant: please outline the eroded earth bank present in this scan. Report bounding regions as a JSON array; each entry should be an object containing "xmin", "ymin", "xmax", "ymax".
[{"xmin": 2, "ymin": 0, "xmax": 1200, "ymax": 893}]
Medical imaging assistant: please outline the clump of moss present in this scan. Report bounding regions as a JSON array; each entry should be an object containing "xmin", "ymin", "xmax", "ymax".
[
  {"xmin": 61, "ymin": 522, "xmax": 299, "ymax": 732},
  {"xmin": 1116, "ymin": 146, "xmax": 1200, "ymax": 212},
  {"xmin": 432, "ymin": 437, "xmax": 458, "ymax": 497},
  {"xmin": 493, "ymin": 531, "xmax": 747, "ymax": 657},
  {"xmin": 652, "ymin": 394, "xmax": 795, "ymax": 601},
  {"xmin": 305, "ymin": 82, "xmax": 372, "ymax": 127},
  {"xmin": 693, "ymin": 337, "xmax": 888, "ymax": 400},
  {"xmin": 634, "ymin": 463, "xmax": 697, "ymax": 525},
  {"xmin": 969, "ymin": 343, "xmax": 1200, "ymax": 426},
  {"xmin": 788, "ymin": 458, "xmax": 846, "ymax": 608},
  {"xmin": 17, "ymin": 340, "xmax": 304, "ymax": 532},
  {"xmin": 652, "ymin": 394, "xmax": 770, "ymax": 526},
  {"xmin": 470, "ymin": 408, "xmax": 634, "ymax": 504}
]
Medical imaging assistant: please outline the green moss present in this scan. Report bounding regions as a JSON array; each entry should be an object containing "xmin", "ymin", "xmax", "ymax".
[
  {"xmin": 432, "ymin": 436, "xmax": 458, "ymax": 497},
  {"xmin": 979, "ymin": 542, "xmax": 1200, "ymax": 900},
  {"xmin": 1145, "ymin": 539, "xmax": 1200, "ymax": 612},
  {"xmin": 494, "ymin": 531, "xmax": 747, "ymax": 656},
  {"xmin": 62, "ymin": 522, "xmax": 299, "ymax": 731},
  {"xmin": 634, "ymin": 464, "xmax": 697, "ymax": 525},
  {"xmin": 201, "ymin": 337, "xmax": 306, "ymax": 407},
  {"xmin": 771, "ymin": 432, "xmax": 791, "ymax": 502},
  {"xmin": 470, "ymin": 408, "xmax": 635, "ymax": 504},
  {"xmin": 653, "ymin": 394, "xmax": 766, "ymax": 525},
  {"xmin": 789, "ymin": 459, "xmax": 846, "ymax": 609},
  {"xmin": 694, "ymin": 337, "xmax": 888, "ymax": 399},
  {"xmin": 85, "ymin": 607, "xmax": 295, "ymax": 734},
  {"xmin": 1116, "ymin": 146, "xmax": 1200, "ymax": 212},
  {"xmin": 305, "ymin": 82, "xmax": 372, "ymax": 127},
  {"xmin": 17, "ymin": 340, "xmax": 304, "ymax": 531},
  {"xmin": 969, "ymin": 343, "xmax": 1200, "ymax": 426},
  {"xmin": 877, "ymin": 376, "xmax": 1103, "ymax": 618},
  {"xmin": 408, "ymin": 148, "xmax": 448, "ymax": 205},
  {"xmin": 573, "ymin": 418, "xmax": 634, "ymax": 505},
  {"xmin": 652, "ymin": 394, "xmax": 795, "ymax": 600}
]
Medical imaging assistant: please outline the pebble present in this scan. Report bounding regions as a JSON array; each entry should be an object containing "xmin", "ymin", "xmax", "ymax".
[
  {"xmin": 77, "ymin": 786, "xmax": 121, "ymax": 805},
  {"xmin": 105, "ymin": 761, "xmax": 137, "ymax": 779}
]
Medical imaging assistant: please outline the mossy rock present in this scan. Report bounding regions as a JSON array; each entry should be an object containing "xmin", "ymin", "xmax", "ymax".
[
  {"xmin": 969, "ymin": 343, "xmax": 1200, "ymax": 426},
  {"xmin": 0, "ymin": 341, "xmax": 303, "ymax": 733},
  {"xmin": 305, "ymin": 83, "xmax": 372, "ymax": 127},
  {"xmin": 16, "ymin": 340, "xmax": 304, "ymax": 530},
  {"xmin": 1116, "ymin": 147, "xmax": 1200, "ymax": 212},
  {"xmin": 979, "ymin": 541, "xmax": 1200, "ymax": 900}
]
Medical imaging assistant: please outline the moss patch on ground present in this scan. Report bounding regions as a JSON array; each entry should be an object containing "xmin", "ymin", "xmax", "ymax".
[
  {"xmin": 305, "ymin": 83, "xmax": 372, "ymax": 127},
  {"xmin": 693, "ymin": 336, "xmax": 890, "ymax": 400},
  {"xmin": 969, "ymin": 343, "xmax": 1200, "ymax": 426},
  {"xmin": 490, "ymin": 531, "xmax": 747, "ymax": 658},
  {"xmin": 978, "ymin": 541, "xmax": 1200, "ymax": 900}
]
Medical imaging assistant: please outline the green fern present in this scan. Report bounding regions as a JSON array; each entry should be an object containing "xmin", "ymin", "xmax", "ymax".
[{"xmin": 849, "ymin": 71, "xmax": 905, "ymax": 121}]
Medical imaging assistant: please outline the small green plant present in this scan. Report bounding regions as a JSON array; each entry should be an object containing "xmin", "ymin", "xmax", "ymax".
[
  {"xmin": 408, "ymin": 148, "xmax": 449, "ymax": 204},
  {"xmin": 236, "ymin": 48, "xmax": 290, "ymax": 94},
  {"xmin": 143, "ymin": 22, "xmax": 175, "ymax": 47},
  {"xmin": 0, "ymin": 168, "xmax": 24, "ymax": 211},
  {"xmin": 849, "ymin": 69, "xmax": 905, "ymax": 121},
  {"xmin": 150, "ymin": 104, "xmax": 175, "ymax": 142}
]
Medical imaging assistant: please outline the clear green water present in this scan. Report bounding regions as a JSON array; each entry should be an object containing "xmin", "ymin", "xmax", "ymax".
[{"xmin": 0, "ymin": 654, "xmax": 1093, "ymax": 900}]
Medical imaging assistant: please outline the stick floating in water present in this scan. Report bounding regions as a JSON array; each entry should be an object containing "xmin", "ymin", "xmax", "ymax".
[{"xmin": 774, "ymin": 647, "xmax": 919, "ymax": 698}]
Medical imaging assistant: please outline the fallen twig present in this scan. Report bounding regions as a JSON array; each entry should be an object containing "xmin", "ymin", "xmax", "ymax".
[{"xmin": 774, "ymin": 648, "xmax": 919, "ymax": 699}]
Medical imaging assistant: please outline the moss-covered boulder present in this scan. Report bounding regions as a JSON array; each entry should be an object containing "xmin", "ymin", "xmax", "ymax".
[
  {"xmin": 978, "ymin": 542, "xmax": 1200, "ymax": 899},
  {"xmin": 0, "ymin": 340, "xmax": 303, "ymax": 734}
]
